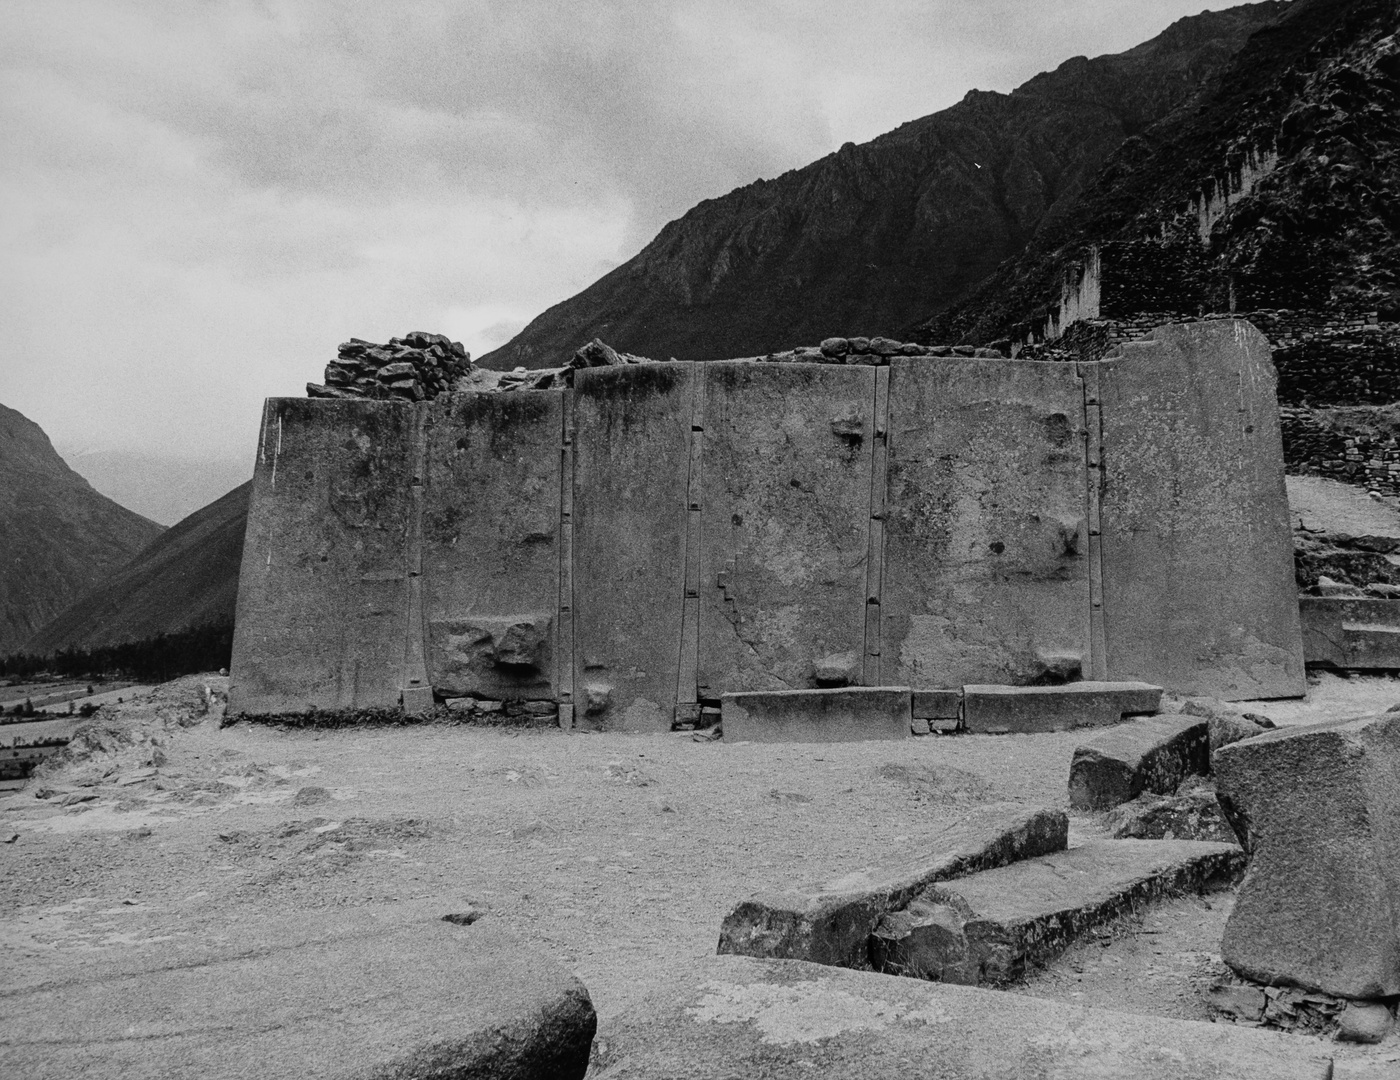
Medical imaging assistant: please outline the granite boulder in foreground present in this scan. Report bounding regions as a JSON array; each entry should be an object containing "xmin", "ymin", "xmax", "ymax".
[
  {"xmin": 1215, "ymin": 713, "xmax": 1400, "ymax": 999},
  {"xmin": 0, "ymin": 910, "xmax": 595, "ymax": 1080},
  {"xmin": 589, "ymin": 954, "xmax": 1333, "ymax": 1079},
  {"xmin": 716, "ymin": 804, "xmax": 1066, "ymax": 968}
]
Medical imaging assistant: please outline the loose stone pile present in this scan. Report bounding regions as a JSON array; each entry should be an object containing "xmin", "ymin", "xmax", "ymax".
[{"xmin": 307, "ymin": 332, "xmax": 473, "ymax": 402}]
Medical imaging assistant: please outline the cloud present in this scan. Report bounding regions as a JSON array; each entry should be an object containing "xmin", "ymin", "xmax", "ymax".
[{"xmin": 0, "ymin": 0, "xmax": 1250, "ymax": 464}]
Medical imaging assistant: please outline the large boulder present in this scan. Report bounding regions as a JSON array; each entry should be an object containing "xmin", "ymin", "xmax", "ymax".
[
  {"xmin": 1215, "ymin": 713, "xmax": 1400, "ymax": 999},
  {"xmin": 1067, "ymin": 714, "xmax": 1209, "ymax": 810}
]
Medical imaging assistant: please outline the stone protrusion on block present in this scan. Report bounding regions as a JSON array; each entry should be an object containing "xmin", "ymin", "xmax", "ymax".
[
  {"xmin": 1067, "ymin": 714, "xmax": 1210, "ymax": 810},
  {"xmin": 716, "ymin": 804, "xmax": 1067, "ymax": 968},
  {"xmin": 592, "ymin": 955, "xmax": 1333, "ymax": 1080},
  {"xmin": 911, "ymin": 689, "xmax": 960, "ymax": 720},
  {"xmin": 922, "ymin": 839, "xmax": 1245, "ymax": 985},
  {"xmin": 1299, "ymin": 596, "xmax": 1400, "ymax": 668},
  {"xmin": 869, "ymin": 898, "xmax": 979, "ymax": 984},
  {"xmin": 962, "ymin": 681, "xmax": 1162, "ymax": 734},
  {"xmin": 1215, "ymin": 713, "xmax": 1400, "ymax": 999},
  {"xmin": 720, "ymin": 687, "xmax": 911, "ymax": 743}
]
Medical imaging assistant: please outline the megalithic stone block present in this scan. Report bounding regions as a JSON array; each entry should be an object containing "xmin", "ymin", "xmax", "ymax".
[
  {"xmin": 962, "ymin": 681, "xmax": 1162, "ymax": 734},
  {"xmin": 1215, "ymin": 713, "xmax": 1400, "ymax": 998},
  {"xmin": 716, "ymin": 804, "xmax": 1066, "ymax": 968},
  {"xmin": 1067, "ymin": 714, "xmax": 1210, "ymax": 810},
  {"xmin": 720, "ymin": 687, "xmax": 912, "ymax": 743}
]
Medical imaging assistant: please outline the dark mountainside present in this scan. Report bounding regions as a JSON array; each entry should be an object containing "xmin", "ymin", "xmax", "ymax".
[
  {"xmin": 0, "ymin": 404, "xmax": 164, "ymax": 654},
  {"xmin": 24, "ymin": 480, "xmax": 249, "ymax": 656},
  {"xmin": 481, "ymin": 2, "xmax": 1286, "ymax": 369},
  {"xmin": 918, "ymin": 0, "xmax": 1400, "ymax": 344}
]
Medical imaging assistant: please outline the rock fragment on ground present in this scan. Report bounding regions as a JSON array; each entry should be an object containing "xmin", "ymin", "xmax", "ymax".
[
  {"xmin": 1106, "ymin": 778, "xmax": 1238, "ymax": 843},
  {"xmin": 1215, "ymin": 712, "xmax": 1400, "ymax": 998},
  {"xmin": 1068, "ymin": 714, "xmax": 1209, "ymax": 810}
]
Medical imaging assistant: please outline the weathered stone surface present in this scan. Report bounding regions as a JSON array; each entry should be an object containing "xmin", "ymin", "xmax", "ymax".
[
  {"xmin": 1299, "ymin": 596, "xmax": 1400, "ymax": 669},
  {"xmin": 869, "ymin": 898, "xmax": 979, "ymax": 984},
  {"xmin": 591, "ymin": 954, "xmax": 1331, "ymax": 1079},
  {"xmin": 911, "ymin": 689, "xmax": 960, "ymax": 719},
  {"xmin": 1215, "ymin": 714, "xmax": 1400, "ymax": 998},
  {"xmin": 229, "ymin": 398, "xmax": 415, "ymax": 715},
  {"xmin": 882, "ymin": 358, "xmax": 1090, "ymax": 687},
  {"xmin": 716, "ymin": 803, "xmax": 1066, "ymax": 968},
  {"xmin": 962, "ymin": 681, "xmax": 1162, "ymax": 734},
  {"xmin": 698, "ymin": 363, "xmax": 874, "ymax": 695},
  {"xmin": 924, "ymin": 839, "xmax": 1245, "ymax": 984},
  {"xmin": 422, "ymin": 392, "xmax": 562, "ymax": 701},
  {"xmin": 721, "ymin": 688, "xmax": 910, "ymax": 744},
  {"xmin": 1107, "ymin": 782, "xmax": 1238, "ymax": 842},
  {"xmin": 1067, "ymin": 713, "xmax": 1209, "ymax": 810},
  {"xmin": 0, "ymin": 910, "xmax": 595, "ymax": 1080},
  {"xmin": 813, "ymin": 651, "xmax": 860, "ymax": 687},
  {"xmin": 1337, "ymin": 1001, "xmax": 1395, "ymax": 1044},
  {"xmin": 1096, "ymin": 322, "xmax": 1305, "ymax": 699},
  {"xmin": 572, "ymin": 363, "xmax": 694, "ymax": 731}
]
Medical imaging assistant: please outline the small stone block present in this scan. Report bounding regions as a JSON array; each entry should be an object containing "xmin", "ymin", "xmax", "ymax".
[
  {"xmin": 929, "ymin": 718, "xmax": 960, "ymax": 733},
  {"xmin": 476, "ymin": 700, "xmax": 504, "ymax": 714},
  {"xmin": 911, "ymin": 717, "xmax": 931, "ymax": 735},
  {"xmin": 401, "ymin": 685, "xmax": 434, "ymax": 716},
  {"xmin": 557, "ymin": 703, "xmax": 575, "ymax": 730},
  {"xmin": 963, "ymin": 681, "xmax": 1162, "ymax": 734},
  {"xmin": 720, "ymin": 687, "xmax": 911, "ymax": 744},
  {"xmin": 911, "ymin": 689, "xmax": 961, "ymax": 719},
  {"xmin": 674, "ymin": 702, "xmax": 703, "ymax": 726}
]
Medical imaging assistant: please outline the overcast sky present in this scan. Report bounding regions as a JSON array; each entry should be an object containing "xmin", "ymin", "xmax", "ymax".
[{"xmin": 2, "ymin": 0, "xmax": 1252, "ymax": 473}]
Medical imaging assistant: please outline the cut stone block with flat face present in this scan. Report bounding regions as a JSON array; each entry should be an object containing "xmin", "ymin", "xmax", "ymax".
[
  {"xmin": 1299, "ymin": 597, "xmax": 1400, "ymax": 668},
  {"xmin": 1068, "ymin": 714, "xmax": 1210, "ymax": 810},
  {"xmin": 593, "ymin": 954, "xmax": 1331, "ymax": 1080},
  {"xmin": 717, "ymin": 803, "xmax": 1066, "ymax": 968},
  {"xmin": 573, "ymin": 363, "xmax": 695, "ymax": 731},
  {"xmin": 721, "ymin": 687, "xmax": 911, "ymax": 743},
  {"xmin": 962, "ymin": 681, "xmax": 1162, "ymax": 734},
  {"xmin": 0, "ymin": 910, "xmax": 596, "ymax": 1080},
  {"xmin": 421, "ymin": 391, "xmax": 562, "ymax": 701},
  {"xmin": 1097, "ymin": 321, "xmax": 1305, "ymax": 699},
  {"xmin": 882, "ymin": 358, "xmax": 1090, "ymax": 688},
  {"xmin": 911, "ymin": 689, "xmax": 961, "ymax": 719},
  {"xmin": 1215, "ymin": 713, "xmax": 1400, "ymax": 998},
  {"xmin": 925, "ymin": 839, "xmax": 1245, "ymax": 985},
  {"xmin": 698, "ymin": 362, "xmax": 874, "ymax": 696},
  {"xmin": 229, "ymin": 398, "xmax": 415, "ymax": 716}
]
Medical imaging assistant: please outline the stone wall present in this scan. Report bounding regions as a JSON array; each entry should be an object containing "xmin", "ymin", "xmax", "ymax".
[
  {"xmin": 1280, "ymin": 407, "xmax": 1400, "ymax": 496},
  {"xmin": 230, "ymin": 321, "xmax": 1303, "ymax": 720}
]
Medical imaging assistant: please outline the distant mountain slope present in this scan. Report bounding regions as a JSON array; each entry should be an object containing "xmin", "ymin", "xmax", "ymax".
[
  {"xmin": 917, "ymin": 0, "xmax": 1400, "ymax": 343},
  {"xmin": 481, "ymin": 2, "xmax": 1286, "ymax": 368},
  {"xmin": 60, "ymin": 447, "xmax": 252, "ymax": 527},
  {"xmin": 24, "ymin": 481, "xmax": 249, "ymax": 655},
  {"xmin": 0, "ymin": 404, "xmax": 164, "ymax": 654}
]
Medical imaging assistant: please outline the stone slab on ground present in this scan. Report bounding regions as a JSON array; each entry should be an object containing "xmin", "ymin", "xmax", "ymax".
[
  {"xmin": 962, "ymin": 681, "xmax": 1162, "ymax": 734},
  {"xmin": 589, "ymin": 954, "xmax": 1333, "ymax": 1079},
  {"xmin": 1215, "ymin": 713, "xmax": 1400, "ymax": 998},
  {"xmin": 1299, "ymin": 597, "xmax": 1400, "ymax": 669},
  {"xmin": 717, "ymin": 803, "xmax": 1066, "ymax": 968},
  {"xmin": 919, "ymin": 839, "xmax": 1245, "ymax": 985},
  {"xmin": 1067, "ymin": 713, "xmax": 1209, "ymax": 810},
  {"xmin": 721, "ymin": 687, "xmax": 911, "ymax": 743},
  {"xmin": 0, "ymin": 909, "xmax": 596, "ymax": 1080}
]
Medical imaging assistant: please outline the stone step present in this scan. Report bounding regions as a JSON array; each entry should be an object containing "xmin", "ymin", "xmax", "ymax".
[
  {"xmin": 1067, "ymin": 713, "xmax": 1209, "ymax": 810},
  {"xmin": 717, "ymin": 804, "xmax": 1067, "ymax": 968},
  {"xmin": 720, "ymin": 687, "xmax": 911, "ymax": 743},
  {"xmin": 963, "ymin": 681, "xmax": 1163, "ymax": 734},
  {"xmin": 873, "ymin": 839, "xmax": 1244, "ymax": 986},
  {"xmin": 592, "ymin": 954, "xmax": 1333, "ymax": 1079}
]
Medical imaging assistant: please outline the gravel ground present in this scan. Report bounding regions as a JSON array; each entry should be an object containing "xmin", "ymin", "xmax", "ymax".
[{"xmin": 1, "ymin": 673, "xmax": 1396, "ymax": 1071}]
